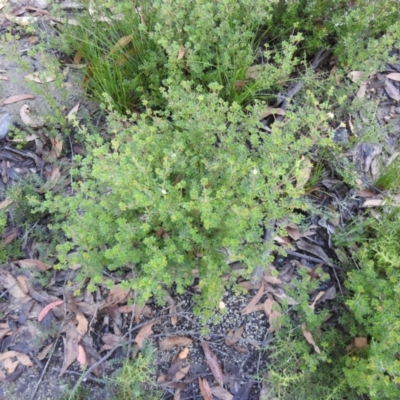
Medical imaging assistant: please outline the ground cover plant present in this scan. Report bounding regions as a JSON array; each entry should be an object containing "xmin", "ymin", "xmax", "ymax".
[{"xmin": 1, "ymin": 0, "xmax": 400, "ymax": 399}]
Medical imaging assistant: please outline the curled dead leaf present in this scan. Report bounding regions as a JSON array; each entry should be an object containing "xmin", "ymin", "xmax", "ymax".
[{"xmin": 20, "ymin": 104, "xmax": 45, "ymax": 128}]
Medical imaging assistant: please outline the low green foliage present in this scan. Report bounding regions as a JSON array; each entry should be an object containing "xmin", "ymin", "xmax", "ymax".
[
  {"xmin": 109, "ymin": 343, "xmax": 163, "ymax": 400},
  {"xmin": 344, "ymin": 208, "xmax": 400, "ymax": 399},
  {"xmin": 40, "ymin": 81, "xmax": 335, "ymax": 311}
]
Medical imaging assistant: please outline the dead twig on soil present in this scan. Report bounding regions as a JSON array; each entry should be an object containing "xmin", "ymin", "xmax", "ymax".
[{"xmin": 284, "ymin": 249, "xmax": 344, "ymax": 271}]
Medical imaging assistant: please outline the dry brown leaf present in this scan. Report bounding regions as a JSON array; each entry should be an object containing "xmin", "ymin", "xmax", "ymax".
[
  {"xmin": 16, "ymin": 353, "xmax": 33, "ymax": 367},
  {"xmin": 25, "ymin": 71, "xmax": 56, "ymax": 83},
  {"xmin": 261, "ymin": 107, "xmax": 285, "ymax": 119},
  {"xmin": 77, "ymin": 344, "xmax": 87, "ymax": 367},
  {"xmin": 354, "ymin": 337, "xmax": 368, "ymax": 349},
  {"xmin": 385, "ymin": 79, "xmax": 400, "ymax": 102},
  {"xmin": 349, "ymin": 71, "xmax": 364, "ymax": 82},
  {"xmin": 76, "ymin": 313, "xmax": 88, "ymax": 336},
  {"xmin": 199, "ymin": 377, "xmax": 213, "ymax": 400},
  {"xmin": 49, "ymin": 16, "xmax": 80, "ymax": 26},
  {"xmin": 0, "ymin": 75, "xmax": 8, "ymax": 81},
  {"xmin": 17, "ymin": 258, "xmax": 52, "ymax": 271},
  {"xmin": 38, "ymin": 300, "xmax": 64, "ymax": 322},
  {"xmin": 110, "ymin": 34, "xmax": 133, "ymax": 55},
  {"xmin": 296, "ymin": 157, "xmax": 313, "ymax": 189},
  {"xmin": 20, "ymin": 104, "xmax": 45, "ymax": 128},
  {"xmin": 60, "ymin": 323, "xmax": 79, "ymax": 375},
  {"xmin": 387, "ymin": 72, "xmax": 400, "ymax": 82},
  {"xmin": 246, "ymin": 65, "xmax": 263, "ymax": 80},
  {"xmin": 301, "ymin": 323, "xmax": 320, "ymax": 354},
  {"xmin": 0, "ymin": 199, "xmax": 13, "ymax": 209},
  {"xmin": 356, "ymin": 82, "xmax": 367, "ymax": 99},
  {"xmin": 107, "ymin": 285, "xmax": 130, "ymax": 305},
  {"xmin": 357, "ymin": 189, "xmax": 376, "ymax": 197},
  {"xmin": 16, "ymin": 275, "xmax": 30, "ymax": 295},
  {"xmin": 2, "ymin": 94, "xmax": 35, "ymax": 105},
  {"xmin": 296, "ymin": 239, "xmax": 333, "ymax": 266},
  {"xmin": 274, "ymin": 235, "xmax": 291, "ymax": 246},
  {"xmin": 241, "ymin": 281, "xmax": 265, "ymax": 315},
  {"xmin": 3, "ymin": 358, "xmax": 19, "ymax": 374},
  {"xmin": 238, "ymin": 280, "xmax": 261, "ymax": 290},
  {"xmin": 0, "ymin": 351, "xmax": 19, "ymax": 362},
  {"xmin": 263, "ymin": 298, "xmax": 282, "ymax": 333},
  {"xmin": 310, "ymin": 291, "xmax": 325, "ymax": 308},
  {"xmin": 178, "ymin": 45, "xmax": 186, "ymax": 60},
  {"xmin": 362, "ymin": 198, "xmax": 386, "ymax": 207},
  {"xmin": 134, "ymin": 320, "xmax": 157, "ymax": 349},
  {"xmin": 100, "ymin": 333, "xmax": 126, "ymax": 352},
  {"xmin": 28, "ymin": 36, "xmax": 39, "ymax": 44},
  {"xmin": 159, "ymin": 336, "xmax": 193, "ymax": 351},
  {"xmin": 286, "ymin": 223, "xmax": 302, "ymax": 241},
  {"xmin": 320, "ymin": 286, "xmax": 336, "ymax": 302},
  {"xmin": 263, "ymin": 275, "xmax": 283, "ymax": 285},
  {"xmin": 67, "ymin": 103, "xmax": 80, "ymax": 122},
  {"xmin": 178, "ymin": 347, "xmax": 189, "ymax": 359},
  {"xmin": 37, "ymin": 342, "xmax": 54, "ymax": 361},
  {"xmin": 201, "ymin": 341, "xmax": 224, "ymax": 387},
  {"xmin": 0, "ymin": 272, "xmax": 27, "ymax": 298},
  {"xmin": 170, "ymin": 304, "xmax": 178, "ymax": 326},
  {"xmin": 174, "ymin": 364, "xmax": 190, "ymax": 381},
  {"xmin": 210, "ymin": 386, "xmax": 234, "ymax": 400},
  {"xmin": 5, "ymin": 14, "xmax": 38, "ymax": 25},
  {"xmin": 73, "ymin": 51, "xmax": 83, "ymax": 64},
  {"xmin": 0, "ymin": 328, "xmax": 11, "ymax": 341},
  {"xmin": 50, "ymin": 136, "xmax": 63, "ymax": 159},
  {"xmin": 225, "ymin": 326, "xmax": 244, "ymax": 346}
]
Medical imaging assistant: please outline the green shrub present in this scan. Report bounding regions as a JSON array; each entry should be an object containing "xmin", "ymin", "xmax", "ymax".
[
  {"xmin": 344, "ymin": 208, "xmax": 400, "ymax": 399},
  {"xmin": 61, "ymin": 0, "xmax": 310, "ymax": 112},
  {"xmin": 35, "ymin": 79, "xmax": 340, "ymax": 313}
]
